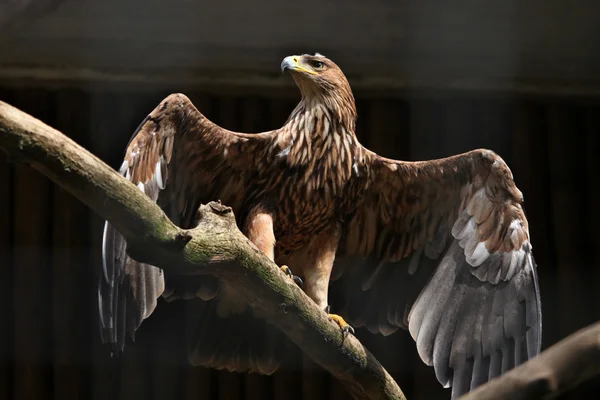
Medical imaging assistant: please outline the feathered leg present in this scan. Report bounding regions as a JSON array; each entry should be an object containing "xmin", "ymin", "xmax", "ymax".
[
  {"xmin": 244, "ymin": 204, "xmax": 302, "ymax": 286},
  {"xmin": 289, "ymin": 224, "xmax": 354, "ymax": 335}
]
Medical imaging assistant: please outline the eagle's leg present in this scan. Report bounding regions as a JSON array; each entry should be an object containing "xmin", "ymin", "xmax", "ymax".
[
  {"xmin": 244, "ymin": 204, "xmax": 302, "ymax": 287},
  {"xmin": 300, "ymin": 225, "xmax": 354, "ymax": 336}
]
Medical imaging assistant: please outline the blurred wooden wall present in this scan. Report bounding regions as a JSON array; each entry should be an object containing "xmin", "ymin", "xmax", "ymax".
[{"xmin": 0, "ymin": 86, "xmax": 599, "ymax": 400}]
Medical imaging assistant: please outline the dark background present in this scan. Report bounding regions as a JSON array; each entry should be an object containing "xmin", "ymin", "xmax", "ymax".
[{"xmin": 1, "ymin": 1, "xmax": 600, "ymax": 399}]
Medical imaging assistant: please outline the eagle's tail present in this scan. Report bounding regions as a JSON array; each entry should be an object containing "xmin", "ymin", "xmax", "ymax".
[{"xmin": 183, "ymin": 287, "xmax": 290, "ymax": 375}]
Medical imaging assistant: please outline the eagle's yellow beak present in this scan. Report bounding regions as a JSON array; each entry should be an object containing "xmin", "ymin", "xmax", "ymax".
[{"xmin": 281, "ymin": 56, "xmax": 318, "ymax": 75}]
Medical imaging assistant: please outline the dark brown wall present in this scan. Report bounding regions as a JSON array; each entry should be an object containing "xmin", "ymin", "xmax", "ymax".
[{"xmin": 0, "ymin": 86, "xmax": 599, "ymax": 400}]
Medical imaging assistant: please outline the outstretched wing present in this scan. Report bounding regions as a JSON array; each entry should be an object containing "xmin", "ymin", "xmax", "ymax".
[
  {"xmin": 99, "ymin": 93, "xmax": 275, "ymax": 353},
  {"xmin": 332, "ymin": 149, "xmax": 542, "ymax": 399}
]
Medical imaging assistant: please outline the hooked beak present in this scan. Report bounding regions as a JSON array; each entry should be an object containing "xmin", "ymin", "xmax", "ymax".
[{"xmin": 280, "ymin": 55, "xmax": 318, "ymax": 75}]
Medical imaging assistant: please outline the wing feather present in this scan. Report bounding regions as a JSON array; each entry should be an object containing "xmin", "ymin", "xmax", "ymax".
[
  {"xmin": 333, "ymin": 149, "xmax": 542, "ymax": 399},
  {"xmin": 99, "ymin": 93, "xmax": 274, "ymax": 354}
]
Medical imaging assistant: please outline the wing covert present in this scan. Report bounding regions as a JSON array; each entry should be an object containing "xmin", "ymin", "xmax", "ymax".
[
  {"xmin": 98, "ymin": 93, "xmax": 272, "ymax": 353},
  {"xmin": 333, "ymin": 149, "xmax": 542, "ymax": 399}
]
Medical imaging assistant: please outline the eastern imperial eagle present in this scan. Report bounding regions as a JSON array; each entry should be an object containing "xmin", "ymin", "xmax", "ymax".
[{"xmin": 100, "ymin": 53, "xmax": 542, "ymax": 399}]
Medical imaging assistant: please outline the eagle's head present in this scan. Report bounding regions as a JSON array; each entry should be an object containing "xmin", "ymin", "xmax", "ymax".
[{"xmin": 281, "ymin": 53, "xmax": 356, "ymax": 123}]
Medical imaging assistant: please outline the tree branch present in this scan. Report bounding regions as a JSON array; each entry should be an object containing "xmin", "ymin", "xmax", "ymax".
[
  {"xmin": 0, "ymin": 101, "xmax": 406, "ymax": 400},
  {"xmin": 458, "ymin": 321, "xmax": 600, "ymax": 400}
]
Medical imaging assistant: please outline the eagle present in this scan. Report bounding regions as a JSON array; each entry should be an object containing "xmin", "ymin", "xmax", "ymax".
[{"xmin": 99, "ymin": 53, "xmax": 542, "ymax": 399}]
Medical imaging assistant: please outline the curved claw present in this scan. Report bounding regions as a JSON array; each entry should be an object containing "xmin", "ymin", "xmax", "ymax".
[
  {"xmin": 280, "ymin": 265, "xmax": 293, "ymax": 279},
  {"xmin": 328, "ymin": 312, "xmax": 355, "ymax": 336},
  {"xmin": 280, "ymin": 265, "xmax": 303, "ymax": 288},
  {"xmin": 292, "ymin": 275, "xmax": 304, "ymax": 288}
]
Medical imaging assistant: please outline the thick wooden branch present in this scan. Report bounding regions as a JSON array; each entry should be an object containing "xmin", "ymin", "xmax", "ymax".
[
  {"xmin": 0, "ymin": 101, "xmax": 406, "ymax": 400},
  {"xmin": 459, "ymin": 321, "xmax": 600, "ymax": 400}
]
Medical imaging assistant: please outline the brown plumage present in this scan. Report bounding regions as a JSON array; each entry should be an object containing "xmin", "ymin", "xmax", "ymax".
[{"xmin": 99, "ymin": 53, "xmax": 541, "ymax": 399}]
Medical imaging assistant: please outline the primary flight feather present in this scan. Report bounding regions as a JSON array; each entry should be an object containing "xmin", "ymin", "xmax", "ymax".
[{"xmin": 99, "ymin": 53, "xmax": 542, "ymax": 399}]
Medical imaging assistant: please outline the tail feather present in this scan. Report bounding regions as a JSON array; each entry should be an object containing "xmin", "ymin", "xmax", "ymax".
[
  {"xmin": 99, "ymin": 221, "xmax": 164, "ymax": 354},
  {"xmin": 185, "ymin": 295, "xmax": 289, "ymax": 375}
]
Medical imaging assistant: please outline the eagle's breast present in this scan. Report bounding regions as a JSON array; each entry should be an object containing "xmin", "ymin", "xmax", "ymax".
[{"xmin": 265, "ymin": 103, "xmax": 368, "ymax": 254}]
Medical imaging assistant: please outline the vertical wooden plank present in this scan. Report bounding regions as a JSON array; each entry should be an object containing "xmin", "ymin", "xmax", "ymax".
[
  {"xmin": 147, "ymin": 299, "xmax": 186, "ymax": 400},
  {"xmin": 182, "ymin": 93, "xmax": 216, "ymax": 400},
  {"xmin": 213, "ymin": 95, "xmax": 244, "ymax": 400},
  {"xmin": 112, "ymin": 92, "xmax": 155, "ymax": 400},
  {"xmin": 301, "ymin": 356, "xmax": 328, "ymax": 400},
  {"xmin": 475, "ymin": 99, "xmax": 511, "ymax": 161},
  {"xmin": 117, "ymin": 334, "xmax": 151, "ymax": 399},
  {"xmin": 240, "ymin": 95, "xmax": 270, "ymax": 132},
  {"xmin": 0, "ymin": 88, "xmax": 14, "ymax": 400},
  {"xmin": 93, "ymin": 91, "xmax": 193, "ymax": 400},
  {"xmin": 88, "ymin": 90, "xmax": 125, "ymax": 400},
  {"xmin": 108, "ymin": 91, "xmax": 185, "ymax": 400},
  {"xmin": 583, "ymin": 107, "xmax": 600, "ymax": 314},
  {"xmin": 546, "ymin": 104, "xmax": 588, "ymax": 340},
  {"xmin": 441, "ymin": 97, "xmax": 513, "ymax": 159},
  {"xmin": 0, "ymin": 155, "xmax": 12, "ymax": 399},
  {"xmin": 440, "ymin": 98, "xmax": 480, "ymax": 156},
  {"xmin": 365, "ymin": 99, "xmax": 410, "ymax": 160},
  {"xmin": 12, "ymin": 89, "xmax": 54, "ymax": 400},
  {"xmin": 240, "ymin": 96, "xmax": 273, "ymax": 400},
  {"xmin": 408, "ymin": 97, "xmax": 446, "ymax": 161},
  {"xmin": 183, "ymin": 365, "xmax": 215, "ymax": 400},
  {"xmin": 329, "ymin": 378, "xmax": 352, "ymax": 400},
  {"xmin": 569, "ymin": 106, "xmax": 598, "ymax": 329},
  {"xmin": 51, "ymin": 89, "xmax": 93, "ymax": 399},
  {"xmin": 407, "ymin": 97, "xmax": 448, "ymax": 400},
  {"xmin": 510, "ymin": 102, "xmax": 558, "ymax": 347},
  {"xmin": 568, "ymin": 103, "xmax": 600, "ymax": 400},
  {"xmin": 88, "ymin": 92, "xmax": 120, "ymax": 400}
]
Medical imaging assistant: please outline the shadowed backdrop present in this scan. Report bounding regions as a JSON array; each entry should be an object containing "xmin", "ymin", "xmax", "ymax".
[
  {"xmin": 0, "ymin": 87, "xmax": 599, "ymax": 400},
  {"xmin": 1, "ymin": 0, "xmax": 600, "ymax": 398}
]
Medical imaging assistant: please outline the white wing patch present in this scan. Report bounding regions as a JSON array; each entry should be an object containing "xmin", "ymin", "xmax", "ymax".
[
  {"xmin": 154, "ymin": 158, "xmax": 165, "ymax": 190},
  {"xmin": 452, "ymin": 209, "xmax": 530, "ymax": 284},
  {"xmin": 469, "ymin": 241, "xmax": 490, "ymax": 267},
  {"xmin": 277, "ymin": 137, "xmax": 294, "ymax": 158}
]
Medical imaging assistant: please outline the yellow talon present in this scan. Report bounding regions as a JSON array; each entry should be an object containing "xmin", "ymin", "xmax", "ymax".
[
  {"xmin": 280, "ymin": 265, "xmax": 303, "ymax": 288},
  {"xmin": 328, "ymin": 313, "xmax": 355, "ymax": 335},
  {"xmin": 280, "ymin": 265, "xmax": 292, "ymax": 277}
]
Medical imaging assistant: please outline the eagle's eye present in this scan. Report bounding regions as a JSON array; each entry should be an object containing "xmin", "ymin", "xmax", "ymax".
[{"xmin": 309, "ymin": 60, "xmax": 325, "ymax": 70}]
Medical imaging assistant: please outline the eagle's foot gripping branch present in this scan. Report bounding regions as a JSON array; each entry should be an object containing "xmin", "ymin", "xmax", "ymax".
[
  {"xmin": 280, "ymin": 265, "xmax": 303, "ymax": 288},
  {"xmin": 325, "ymin": 306, "xmax": 355, "ymax": 336}
]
